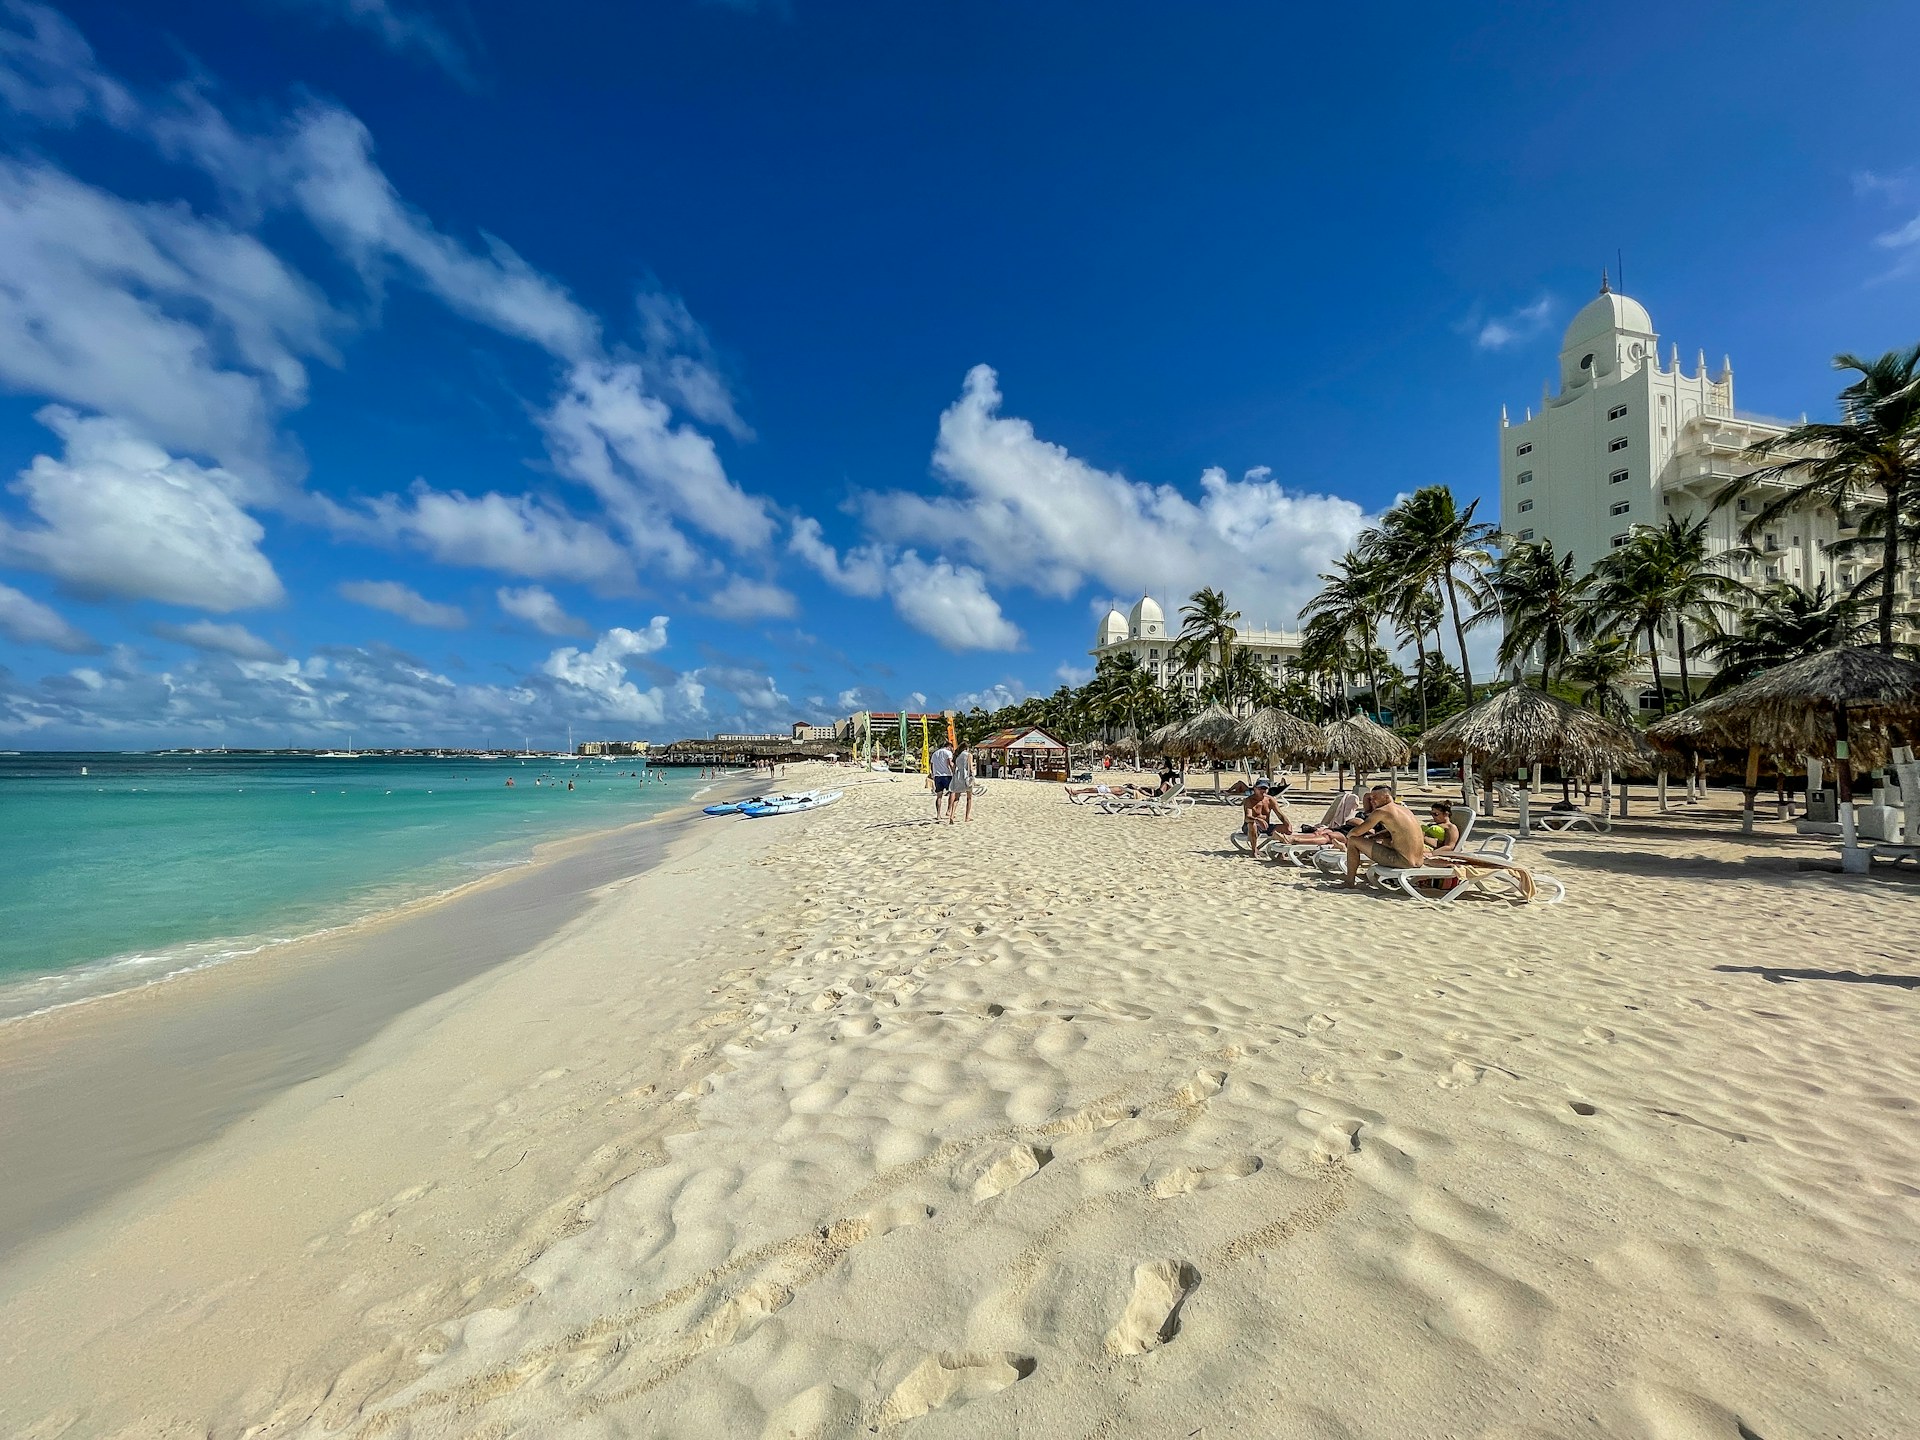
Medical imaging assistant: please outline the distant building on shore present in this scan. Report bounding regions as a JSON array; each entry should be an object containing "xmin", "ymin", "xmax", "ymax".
[
  {"xmin": 575, "ymin": 740, "xmax": 649, "ymax": 756},
  {"xmin": 791, "ymin": 721, "xmax": 837, "ymax": 742},
  {"xmin": 1090, "ymin": 594, "xmax": 1303, "ymax": 696},
  {"xmin": 1494, "ymin": 277, "xmax": 1895, "ymax": 702}
]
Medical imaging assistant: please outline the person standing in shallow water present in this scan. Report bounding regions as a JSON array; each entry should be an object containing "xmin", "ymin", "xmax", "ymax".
[{"xmin": 946, "ymin": 741, "xmax": 975, "ymax": 823}]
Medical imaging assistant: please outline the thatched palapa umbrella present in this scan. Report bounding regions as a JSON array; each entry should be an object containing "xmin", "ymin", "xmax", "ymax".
[
  {"xmin": 1145, "ymin": 719, "xmax": 1190, "ymax": 760},
  {"xmin": 1320, "ymin": 713, "xmax": 1410, "ymax": 792},
  {"xmin": 1174, "ymin": 704, "xmax": 1258, "ymax": 794},
  {"xmin": 1419, "ymin": 684, "xmax": 1644, "ymax": 833},
  {"xmin": 1238, "ymin": 707, "xmax": 1325, "ymax": 789},
  {"xmin": 1648, "ymin": 647, "xmax": 1920, "ymax": 867}
]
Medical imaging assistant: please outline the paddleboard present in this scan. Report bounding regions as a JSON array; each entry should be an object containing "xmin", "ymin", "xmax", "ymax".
[{"xmin": 741, "ymin": 790, "xmax": 842, "ymax": 817}]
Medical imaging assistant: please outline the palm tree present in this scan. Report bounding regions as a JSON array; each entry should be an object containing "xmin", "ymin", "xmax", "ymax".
[
  {"xmin": 1176, "ymin": 587, "xmax": 1242, "ymax": 707},
  {"xmin": 1377, "ymin": 485, "xmax": 1497, "ymax": 701},
  {"xmin": 1587, "ymin": 535, "xmax": 1677, "ymax": 714},
  {"xmin": 1301, "ymin": 549, "xmax": 1391, "ymax": 717},
  {"xmin": 1605, "ymin": 516, "xmax": 1751, "ymax": 704},
  {"xmin": 1560, "ymin": 635, "xmax": 1642, "ymax": 727},
  {"xmin": 1386, "ymin": 585, "xmax": 1445, "ymax": 734},
  {"xmin": 1693, "ymin": 580, "xmax": 1879, "ymax": 694},
  {"xmin": 1477, "ymin": 539, "xmax": 1588, "ymax": 689},
  {"xmin": 1726, "ymin": 344, "xmax": 1920, "ymax": 653}
]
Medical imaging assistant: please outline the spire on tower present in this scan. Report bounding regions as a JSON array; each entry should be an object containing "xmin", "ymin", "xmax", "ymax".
[
  {"xmin": 1696, "ymin": 348, "xmax": 1707, "ymax": 377},
  {"xmin": 1500, "ymin": 404, "xmax": 1509, "ymax": 426},
  {"xmin": 1600, "ymin": 268, "xmax": 1611, "ymax": 295},
  {"xmin": 1670, "ymin": 343, "xmax": 1680, "ymax": 371},
  {"xmin": 1720, "ymin": 354, "xmax": 1733, "ymax": 380}
]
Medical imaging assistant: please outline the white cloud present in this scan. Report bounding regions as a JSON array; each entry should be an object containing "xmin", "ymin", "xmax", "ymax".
[
  {"xmin": 0, "ymin": 2, "xmax": 135, "ymax": 126},
  {"xmin": 0, "ymin": 581, "xmax": 98, "ymax": 653},
  {"xmin": 1053, "ymin": 663, "xmax": 1092, "ymax": 685},
  {"xmin": 885, "ymin": 551, "xmax": 1022, "ymax": 651},
  {"xmin": 851, "ymin": 366, "xmax": 1369, "ymax": 630},
  {"xmin": 540, "ymin": 620, "xmax": 678, "ymax": 724},
  {"xmin": 790, "ymin": 518, "xmax": 1020, "ymax": 652},
  {"xmin": 150, "ymin": 618, "xmax": 285, "ymax": 661},
  {"xmin": 543, "ymin": 360, "xmax": 775, "ymax": 559},
  {"xmin": 0, "ymin": 157, "xmax": 339, "ymax": 489},
  {"xmin": 278, "ymin": 0, "xmax": 474, "ymax": 83},
  {"xmin": 1472, "ymin": 296, "xmax": 1554, "ymax": 351},
  {"xmin": 338, "ymin": 579, "xmax": 467, "ymax": 629},
  {"xmin": 496, "ymin": 584, "xmax": 590, "ymax": 637},
  {"xmin": 1, "ymin": 409, "xmax": 284, "ymax": 612},
  {"xmin": 694, "ymin": 664, "xmax": 791, "ymax": 721},
  {"xmin": 324, "ymin": 485, "xmax": 635, "ymax": 587},
  {"xmin": 954, "ymin": 681, "xmax": 1026, "ymax": 712},
  {"xmin": 703, "ymin": 575, "xmax": 797, "ymax": 621}
]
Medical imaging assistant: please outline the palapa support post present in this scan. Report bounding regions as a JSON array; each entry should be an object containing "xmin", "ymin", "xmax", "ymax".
[
  {"xmin": 1658, "ymin": 769, "xmax": 1669, "ymax": 814},
  {"xmin": 1836, "ymin": 703, "xmax": 1867, "ymax": 874},
  {"xmin": 1741, "ymin": 745, "xmax": 1761, "ymax": 836},
  {"xmin": 1515, "ymin": 772, "xmax": 1531, "ymax": 838},
  {"xmin": 1460, "ymin": 754, "xmax": 1473, "ymax": 808}
]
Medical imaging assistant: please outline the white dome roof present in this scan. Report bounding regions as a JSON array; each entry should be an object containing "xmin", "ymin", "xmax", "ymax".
[
  {"xmin": 1097, "ymin": 608, "xmax": 1128, "ymax": 645},
  {"xmin": 1127, "ymin": 594, "xmax": 1164, "ymax": 629},
  {"xmin": 1562, "ymin": 289, "xmax": 1653, "ymax": 351}
]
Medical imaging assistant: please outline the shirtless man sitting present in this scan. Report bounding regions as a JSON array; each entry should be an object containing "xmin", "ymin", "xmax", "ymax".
[
  {"xmin": 1340, "ymin": 783, "xmax": 1425, "ymax": 887},
  {"xmin": 1241, "ymin": 779, "xmax": 1292, "ymax": 859}
]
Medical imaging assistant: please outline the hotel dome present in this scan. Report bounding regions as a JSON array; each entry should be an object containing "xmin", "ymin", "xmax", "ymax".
[
  {"xmin": 1097, "ymin": 607, "xmax": 1128, "ymax": 647},
  {"xmin": 1127, "ymin": 594, "xmax": 1165, "ymax": 639}
]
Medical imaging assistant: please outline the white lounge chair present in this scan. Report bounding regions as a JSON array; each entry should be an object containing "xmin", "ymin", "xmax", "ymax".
[
  {"xmin": 1099, "ymin": 782, "xmax": 1190, "ymax": 816},
  {"xmin": 1307, "ymin": 807, "xmax": 1482, "ymax": 873},
  {"xmin": 1531, "ymin": 808, "xmax": 1611, "ymax": 834},
  {"xmin": 1372, "ymin": 840, "xmax": 1563, "ymax": 904}
]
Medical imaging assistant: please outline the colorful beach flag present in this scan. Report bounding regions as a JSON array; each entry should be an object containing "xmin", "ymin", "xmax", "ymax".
[
  {"xmin": 920, "ymin": 715, "xmax": 931, "ymax": 774},
  {"xmin": 946, "ymin": 710, "xmax": 956, "ymax": 748},
  {"xmin": 898, "ymin": 709, "xmax": 909, "ymax": 762}
]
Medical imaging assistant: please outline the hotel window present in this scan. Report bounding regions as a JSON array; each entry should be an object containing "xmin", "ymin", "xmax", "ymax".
[
  {"xmin": 1737, "ymin": 498, "xmax": 1752, "ymax": 513},
  {"xmin": 1516, "ymin": 470, "xmax": 1533, "ymax": 485},
  {"xmin": 1764, "ymin": 533, "xmax": 1779, "ymax": 551},
  {"xmin": 1515, "ymin": 442, "xmax": 1532, "ymax": 456},
  {"xmin": 1608, "ymin": 436, "xmax": 1629, "ymax": 452},
  {"xmin": 1148, "ymin": 648, "xmax": 1158, "ymax": 659},
  {"xmin": 1517, "ymin": 528, "xmax": 1534, "ymax": 541},
  {"xmin": 1608, "ymin": 404, "xmax": 1628, "ymax": 421},
  {"xmin": 1610, "ymin": 469, "xmax": 1629, "ymax": 484},
  {"xmin": 1517, "ymin": 499, "xmax": 1533, "ymax": 513},
  {"xmin": 1766, "ymin": 564, "xmax": 1780, "ymax": 580},
  {"xmin": 1610, "ymin": 501, "xmax": 1630, "ymax": 516},
  {"xmin": 1611, "ymin": 533, "xmax": 1630, "ymax": 548}
]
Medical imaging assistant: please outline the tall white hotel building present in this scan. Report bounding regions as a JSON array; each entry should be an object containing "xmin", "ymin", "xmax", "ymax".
[{"xmin": 1496, "ymin": 279, "xmax": 1864, "ymax": 698}]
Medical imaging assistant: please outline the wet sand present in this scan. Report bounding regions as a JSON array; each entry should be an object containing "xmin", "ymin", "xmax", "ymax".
[{"xmin": 0, "ymin": 791, "xmax": 735, "ymax": 1256}]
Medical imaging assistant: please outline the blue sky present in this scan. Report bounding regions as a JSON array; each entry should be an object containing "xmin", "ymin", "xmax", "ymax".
[{"xmin": 0, "ymin": 0, "xmax": 1916, "ymax": 747}]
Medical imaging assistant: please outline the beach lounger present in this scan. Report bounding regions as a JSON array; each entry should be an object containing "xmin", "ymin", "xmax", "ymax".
[
  {"xmin": 1531, "ymin": 809, "xmax": 1611, "ymax": 833},
  {"xmin": 1304, "ymin": 807, "xmax": 1483, "ymax": 873},
  {"xmin": 1100, "ymin": 783, "xmax": 1191, "ymax": 816},
  {"xmin": 1361, "ymin": 836, "xmax": 1562, "ymax": 904}
]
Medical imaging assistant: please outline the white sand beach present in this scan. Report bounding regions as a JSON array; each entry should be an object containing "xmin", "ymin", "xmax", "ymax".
[{"xmin": 3, "ymin": 764, "xmax": 1917, "ymax": 1439}]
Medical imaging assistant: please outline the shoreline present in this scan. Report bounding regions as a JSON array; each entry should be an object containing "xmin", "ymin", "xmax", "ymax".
[
  {"xmin": 0, "ymin": 774, "xmax": 738, "ymax": 1028},
  {"xmin": 0, "ymin": 773, "xmax": 762, "ymax": 1257}
]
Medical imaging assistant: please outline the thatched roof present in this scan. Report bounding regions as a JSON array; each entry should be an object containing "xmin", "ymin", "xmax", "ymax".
[
  {"xmin": 1418, "ymin": 684, "xmax": 1644, "ymax": 776},
  {"xmin": 1647, "ymin": 647, "xmax": 1920, "ymax": 767},
  {"xmin": 1145, "ymin": 719, "xmax": 1188, "ymax": 758},
  {"xmin": 1239, "ymin": 706, "xmax": 1325, "ymax": 761},
  {"xmin": 1320, "ymin": 713, "xmax": 1411, "ymax": 772},
  {"xmin": 1177, "ymin": 704, "xmax": 1255, "ymax": 761}
]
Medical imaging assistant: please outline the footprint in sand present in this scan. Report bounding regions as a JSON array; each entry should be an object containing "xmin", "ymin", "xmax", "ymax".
[
  {"xmin": 1312, "ymin": 1120, "xmax": 1363, "ymax": 1162},
  {"xmin": 1149, "ymin": 1156, "xmax": 1262, "ymax": 1199},
  {"xmin": 876, "ymin": 1352, "xmax": 1036, "ymax": 1426},
  {"xmin": 1104, "ymin": 1260, "xmax": 1200, "ymax": 1355},
  {"xmin": 972, "ymin": 1143, "xmax": 1051, "ymax": 1201}
]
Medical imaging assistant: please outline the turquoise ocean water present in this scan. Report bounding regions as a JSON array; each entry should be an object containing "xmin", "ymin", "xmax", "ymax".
[{"xmin": 0, "ymin": 752, "xmax": 711, "ymax": 1020}]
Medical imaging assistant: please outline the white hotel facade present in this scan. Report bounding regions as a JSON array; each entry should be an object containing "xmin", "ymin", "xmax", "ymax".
[
  {"xmin": 1496, "ymin": 280, "xmax": 1863, "ymax": 694},
  {"xmin": 1090, "ymin": 595, "xmax": 1303, "ymax": 695}
]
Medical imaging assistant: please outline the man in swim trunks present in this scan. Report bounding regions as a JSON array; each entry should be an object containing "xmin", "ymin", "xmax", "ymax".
[
  {"xmin": 930, "ymin": 739, "xmax": 954, "ymax": 819},
  {"xmin": 1241, "ymin": 779, "xmax": 1292, "ymax": 859},
  {"xmin": 1340, "ymin": 783, "xmax": 1425, "ymax": 886}
]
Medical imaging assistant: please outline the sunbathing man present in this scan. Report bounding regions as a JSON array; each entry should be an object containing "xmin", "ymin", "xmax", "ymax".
[
  {"xmin": 1340, "ymin": 783, "xmax": 1426, "ymax": 887},
  {"xmin": 1241, "ymin": 778, "xmax": 1292, "ymax": 859}
]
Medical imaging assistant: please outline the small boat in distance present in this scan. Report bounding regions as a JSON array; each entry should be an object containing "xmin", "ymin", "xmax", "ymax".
[{"xmin": 319, "ymin": 736, "xmax": 362, "ymax": 758}]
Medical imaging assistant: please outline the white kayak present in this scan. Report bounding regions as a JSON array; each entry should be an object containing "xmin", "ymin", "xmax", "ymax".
[{"xmin": 740, "ymin": 790, "xmax": 843, "ymax": 817}]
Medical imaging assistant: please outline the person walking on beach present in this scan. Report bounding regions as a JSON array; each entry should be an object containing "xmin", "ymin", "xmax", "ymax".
[
  {"xmin": 930, "ymin": 738, "xmax": 954, "ymax": 819},
  {"xmin": 946, "ymin": 740, "xmax": 975, "ymax": 822},
  {"xmin": 1340, "ymin": 783, "xmax": 1425, "ymax": 887}
]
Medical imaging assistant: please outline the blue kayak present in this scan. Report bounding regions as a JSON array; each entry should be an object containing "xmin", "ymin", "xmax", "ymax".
[{"xmin": 704, "ymin": 793, "xmax": 790, "ymax": 815}]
